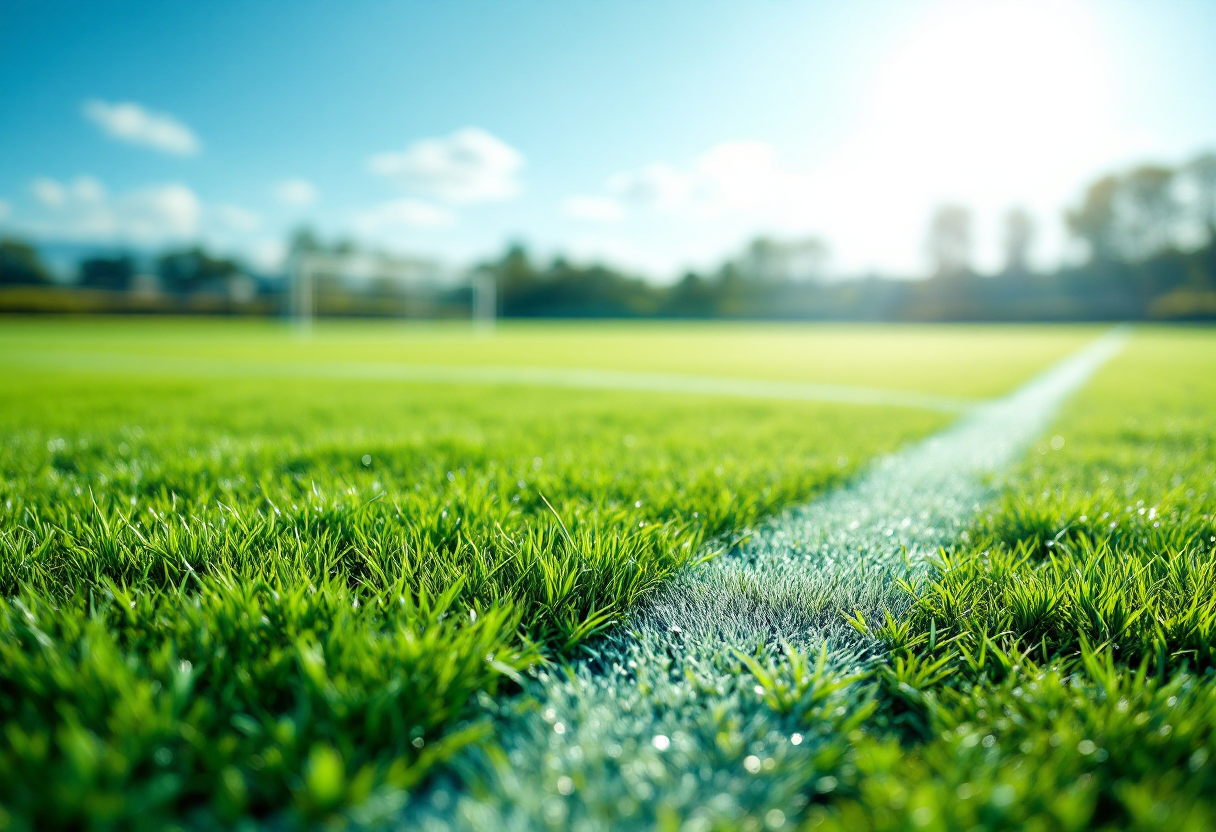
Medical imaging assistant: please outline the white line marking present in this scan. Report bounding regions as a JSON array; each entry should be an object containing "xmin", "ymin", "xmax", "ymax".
[{"xmin": 4, "ymin": 350, "xmax": 974, "ymax": 412}]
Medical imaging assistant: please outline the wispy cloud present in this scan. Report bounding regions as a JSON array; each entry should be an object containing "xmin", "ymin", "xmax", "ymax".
[
  {"xmin": 82, "ymin": 99, "xmax": 201, "ymax": 156},
  {"xmin": 562, "ymin": 195, "xmax": 626, "ymax": 224},
  {"xmin": 564, "ymin": 141, "xmax": 808, "ymax": 229},
  {"xmin": 212, "ymin": 204, "xmax": 262, "ymax": 234},
  {"xmin": 22, "ymin": 175, "xmax": 201, "ymax": 242},
  {"xmin": 274, "ymin": 178, "xmax": 318, "ymax": 207},
  {"xmin": 612, "ymin": 142, "xmax": 797, "ymax": 216},
  {"xmin": 250, "ymin": 239, "xmax": 288, "ymax": 272},
  {"xmin": 354, "ymin": 198, "xmax": 456, "ymax": 236},
  {"xmin": 368, "ymin": 128, "xmax": 523, "ymax": 204},
  {"xmin": 607, "ymin": 163, "xmax": 692, "ymax": 211},
  {"xmin": 31, "ymin": 177, "xmax": 70, "ymax": 207}
]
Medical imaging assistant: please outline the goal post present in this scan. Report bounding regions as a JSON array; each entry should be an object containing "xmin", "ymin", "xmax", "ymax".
[
  {"xmin": 288, "ymin": 250, "xmax": 492, "ymax": 328},
  {"xmin": 472, "ymin": 268, "xmax": 496, "ymax": 332}
]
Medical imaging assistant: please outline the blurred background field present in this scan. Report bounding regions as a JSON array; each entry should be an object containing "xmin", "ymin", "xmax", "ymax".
[{"xmin": 0, "ymin": 319, "xmax": 1097, "ymax": 398}]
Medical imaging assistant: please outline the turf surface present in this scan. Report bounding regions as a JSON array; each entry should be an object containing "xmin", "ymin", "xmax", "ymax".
[
  {"xmin": 825, "ymin": 328, "xmax": 1216, "ymax": 831},
  {"xmin": 0, "ymin": 319, "xmax": 1096, "ymax": 397},
  {"xmin": 0, "ymin": 320, "xmax": 1207, "ymax": 831}
]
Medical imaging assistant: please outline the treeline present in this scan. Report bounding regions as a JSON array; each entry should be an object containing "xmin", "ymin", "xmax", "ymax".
[
  {"xmin": 4, "ymin": 153, "xmax": 1216, "ymax": 321},
  {"xmin": 0, "ymin": 242, "xmax": 254, "ymax": 294},
  {"xmin": 480, "ymin": 151, "xmax": 1216, "ymax": 321}
]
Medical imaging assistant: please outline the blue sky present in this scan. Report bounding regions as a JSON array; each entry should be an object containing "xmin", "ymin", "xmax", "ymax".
[{"xmin": 3, "ymin": 0, "xmax": 1216, "ymax": 279}]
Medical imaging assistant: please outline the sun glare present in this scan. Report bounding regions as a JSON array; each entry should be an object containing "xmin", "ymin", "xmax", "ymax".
[
  {"xmin": 874, "ymin": 0, "xmax": 1109, "ymax": 192},
  {"xmin": 814, "ymin": 0, "xmax": 1114, "ymax": 273}
]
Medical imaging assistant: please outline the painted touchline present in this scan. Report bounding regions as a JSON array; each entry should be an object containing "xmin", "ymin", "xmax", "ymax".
[{"xmin": 5, "ymin": 350, "xmax": 974, "ymax": 413}]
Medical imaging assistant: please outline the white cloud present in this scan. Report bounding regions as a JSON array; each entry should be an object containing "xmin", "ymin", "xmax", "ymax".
[
  {"xmin": 22, "ymin": 176, "xmax": 200, "ymax": 242},
  {"xmin": 562, "ymin": 195, "xmax": 626, "ymax": 223},
  {"xmin": 608, "ymin": 163, "xmax": 692, "ymax": 210},
  {"xmin": 31, "ymin": 177, "xmax": 69, "ymax": 206},
  {"xmin": 274, "ymin": 178, "xmax": 318, "ymax": 207},
  {"xmin": 605, "ymin": 142, "xmax": 797, "ymax": 218},
  {"xmin": 250, "ymin": 238, "xmax": 288, "ymax": 272},
  {"xmin": 213, "ymin": 204, "xmax": 262, "ymax": 233},
  {"xmin": 83, "ymin": 99, "xmax": 201, "ymax": 156},
  {"xmin": 558, "ymin": 143, "xmax": 830, "ymax": 278},
  {"xmin": 368, "ymin": 128, "xmax": 523, "ymax": 204},
  {"xmin": 354, "ymin": 199, "xmax": 456, "ymax": 235}
]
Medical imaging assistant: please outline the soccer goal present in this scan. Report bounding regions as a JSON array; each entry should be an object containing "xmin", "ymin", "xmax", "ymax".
[{"xmin": 288, "ymin": 250, "xmax": 495, "ymax": 330}]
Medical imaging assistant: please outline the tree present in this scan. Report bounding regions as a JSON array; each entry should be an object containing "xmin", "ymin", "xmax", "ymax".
[
  {"xmin": 1066, "ymin": 175, "xmax": 1120, "ymax": 264},
  {"xmin": 926, "ymin": 205, "xmax": 973, "ymax": 278},
  {"xmin": 1119, "ymin": 165, "xmax": 1177, "ymax": 260},
  {"xmin": 483, "ymin": 243, "xmax": 537, "ymax": 315},
  {"xmin": 0, "ymin": 237, "xmax": 52, "ymax": 286},
  {"xmin": 1002, "ymin": 208, "xmax": 1035, "ymax": 276},
  {"xmin": 286, "ymin": 226, "xmax": 326, "ymax": 266},
  {"xmin": 157, "ymin": 246, "xmax": 240, "ymax": 293},
  {"xmin": 736, "ymin": 236, "xmax": 829, "ymax": 283},
  {"xmin": 1186, "ymin": 152, "xmax": 1216, "ymax": 240},
  {"xmin": 79, "ymin": 255, "xmax": 135, "ymax": 290}
]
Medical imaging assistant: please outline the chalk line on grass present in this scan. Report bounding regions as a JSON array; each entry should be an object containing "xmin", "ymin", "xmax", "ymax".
[
  {"xmin": 5, "ymin": 350, "xmax": 971, "ymax": 413},
  {"xmin": 407, "ymin": 329, "xmax": 1127, "ymax": 831}
]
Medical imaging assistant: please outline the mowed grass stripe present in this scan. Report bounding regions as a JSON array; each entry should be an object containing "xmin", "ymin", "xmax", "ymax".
[{"xmin": 4, "ymin": 350, "xmax": 973, "ymax": 413}]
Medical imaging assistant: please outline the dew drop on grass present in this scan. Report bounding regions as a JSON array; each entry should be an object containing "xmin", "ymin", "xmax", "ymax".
[
  {"xmin": 361, "ymin": 454, "xmax": 371, "ymax": 466},
  {"xmin": 652, "ymin": 735, "xmax": 670, "ymax": 751}
]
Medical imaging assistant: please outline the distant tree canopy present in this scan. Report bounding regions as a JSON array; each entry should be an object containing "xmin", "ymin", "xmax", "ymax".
[
  {"xmin": 1002, "ymin": 208, "xmax": 1035, "ymax": 276},
  {"xmin": 734, "ymin": 236, "xmax": 829, "ymax": 283},
  {"xmin": 0, "ymin": 238, "xmax": 52, "ymax": 286},
  {"xmin": 157, "ymin": 247, "xmax": 241, "ymax": 293},
  {"xmin": 79, "ymin": 255, "xmax": 136, "ymax": 290},
  {"xmin": 926, "ymin": 205, "xmax": 973, "ymax": 278},
  {"xmin": 1066, "ymin": 153, "xmax": 1215, "ymax": 264},
  {"xmin": 482, "ymin": 245, "xmax": 661, "ymax": 318}
]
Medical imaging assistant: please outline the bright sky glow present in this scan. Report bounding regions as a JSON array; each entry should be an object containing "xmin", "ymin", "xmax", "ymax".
[
  {"xmin": 1, "ymin": 0, "xmax": 1214, "ymax": 278},
  {"xmin": 812, "ymin": 0, "xmax": 1118, "ymax": 272}
]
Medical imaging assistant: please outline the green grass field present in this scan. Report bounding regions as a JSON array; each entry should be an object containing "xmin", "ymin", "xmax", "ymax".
[
  {"xmin": 829, "ymin": 328, "xmax": 1216, "ymax": 831},
  {"xmin": 0, "ymin": 320, "xmax": 1211, "ymax": 831}
]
